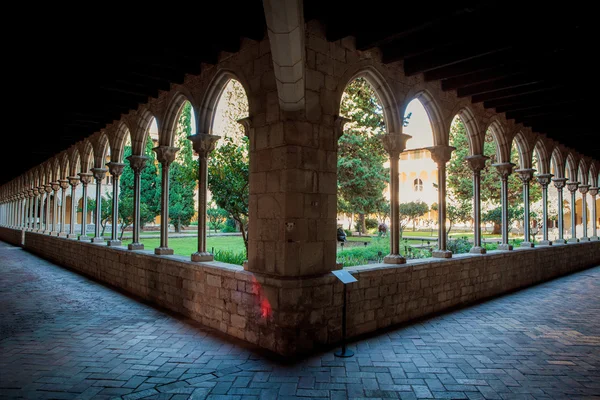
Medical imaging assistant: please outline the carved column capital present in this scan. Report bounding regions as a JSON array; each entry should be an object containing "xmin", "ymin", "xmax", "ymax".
[
  {"xmin": 382, "ymin": 133, "xmax": 412, "ymax": 157},
  {"xmin": 51, "ymin": 182, "xmax": 60, "ymax": 192},
  {"xmin": 188, "ymin": 134, "xmax": 220, "ymax": 159},
  {"xmin": 426, "ymin": 145, "xmax": 455, "ymax": 165},
  {"xmin": 578, "ymin": 184, "xmax": 590, "ymax": 195},
  {"xmin": 536, "ymin": 173, "xmax": 554, "ymax": 187},
  {"xmin": 106, "ymin": 162, "xmax": 126, "ymax": 178},
  {"xmin": 466, "ymin": 154, "xmax": 489, "ymax": 173},
  {"xmin": 153, "ymin": 146, "xmax": 179, "ymax": 166},
  {"xmin": 492, "ymin": 162, "xmax": 515, "ymax": 179},
  {"xmin": 45, "ymin": 184, "xmax": 53, "ymax": 194},
  {"xmin": 67, "ymin": 176, "xmax": 80, "ymax": 187},
  {"xmin": 127, "ymin": 155, "xmax": 149, "ymax": 173},
  {"xmin": 566, "ymin": 181, "xmax": 580, "ymax": 193},
  {"xmin": 588, "ymin": 187, "xmax": 599, "ymax": 197},
  {"xmin": 552, "ymin": 177, "xmax": 568, "ymax": 190},
  {"xmin": 59, "ymin": 179, "xmax": 70, "ymax": 190},
  {"xmin": 515, "ymin": 168, "xmax": 536, "ymax": 184},
  {"xmin": 78, "ymin": 172, "xmax": 93, "ymax": 186},
  {"xmin": 334, "ymin": 116, "xmax": 351, "ymax": 140},
  {"xmin": 91, "ymin": 168, "xmax": 108, "ymax": 182}
]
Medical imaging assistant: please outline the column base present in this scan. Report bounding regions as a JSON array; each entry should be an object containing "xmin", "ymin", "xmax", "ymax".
[
  {"xmin": 191, "ymin": 251, "xmax": 214, "ymax": 262},
  {"xmin": 432, "ymin": 250, "xmax": 452, "ymax": 258},
  {"xmin": 107, "ymin": 240, "xmax": 122, "ymax": 246},
  {"xmin": 520, "ymin": 241, "xmax": 534, "ymax": 248},
  {"xmin": 50, "ymin": 231, "xmax": 59, "ymax": 236},
  {"xmin": 383, "ymin": 254, "xmax": 406, "ymax": 264},
  {"xmin": 498, "ymin": 243, "xmax": 513, "ymax": 251},
  {"xmin": 553, "ymin": 238, "xmax": 566, "ymax": 245},
  {"xmin": 469, "ymin": 246, "xmax": 486, "ymax": 254},
  {"xmin": 78, "ymin": 235, "xmax": 91, "ymax": 242},
  {"xmin": 538, "ymin": 240, "xmax": 552, "ymax": 246},
  {"xmin": 580, "ymin": 237, "xmax": 590, "ymax": 242},
  {"xmin": 67, "ymin": 234, "xmax": 78, "ymax": 239},
  {"xmin": 92, "ymin": 237, "xmax": 106, "ymax": 244},
  {"xmin": 128, "ymin": 242, "xmax": 144, "ymax": 250},
  {"xmin": 567, "ymin": 238, "xmax": 579, "ymax": 243},
  {"xmin": 591, "ymin": 236, "xmax": 599, "ymax": 241},
  {"xmin": 155, "ymin": 247, "xmax": 174, "ymax": 255},
  {"xmin": 58, "ymin": 232, "xmax": 68, "ymax": 238}
]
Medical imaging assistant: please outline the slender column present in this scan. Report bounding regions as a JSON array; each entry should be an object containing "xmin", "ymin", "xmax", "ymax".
[
  {"xmin": 126, "ymin": 156, "xmax": 149, "ymax": 250},
  {"xmin": 58, "ymin": 180, "xmax": 69, "ymax": 237},
  {"xmin": 493, "ymin": 163, "xmax": 515, "ymax": 250},
  {"xmin": 536, "ymin": 174, "xmax": 553, "ymax": 246},
  {"xmin": 153, "ymin": 146, "xmax": 179, "ymax": 255},
  {"xmin": 19, "ymin": 194, "xmax": 25, "ymax": 229},
  {"xmin": 44, "ymin": 184, "xmax": 53, "ymax": 234},
  {"xmin": 106, "ymin": 162, "xmax": 125, "ymax": 246},
  {"xmin": 381, "ymin": 133, "xmax": 412, "ymax": 263},
  {"xmin": 67, "ymin": 177, "xmax": 79, "ymax": 239},
  {"xmin": 566, "ymin": 181, "xmax": 579, "ymax": 243},
  {"xmin": 466, "ymin": 155, "xmax": 488, "ymax": 254},
  {"xmin": 78, "ymin": 173, "xmax": 93, "ymax": 241},
  {"xmin": 33, "ymin": 188, "xmax": 39, "ymax": 231},
  {"xmin": 515, "ymin": 168, "xmax": 535, "ymax": 248},
  {"xmin": 27, "ymin": 190, "xmax": 33, "ymax": 230},
  {"xmin": 188, "ymin": 134, "xmax": 220, "ymax": 262},
  {"xmin": 579, "ymin": 184, "xmax": 590, "ymax": 241},
  {"xmin": 589, "ymin": 187, "xmax": 599, "ymax": 240},
  {"xmin": 552, "ymin": 178, "xmax": 567, "ymax": 244},
  {"xmin": 427, "ymin": 145, "xmax": 455, "ymax": 258},
  {"xmin": 50, "ymin": 182, "xmax": 60, "ymax": 236},
  {"xmin": 91, "ymin": 168, "xmax": 108, "ymax": 243}
]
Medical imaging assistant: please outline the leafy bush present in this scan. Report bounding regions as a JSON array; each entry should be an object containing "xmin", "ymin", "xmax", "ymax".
[
  {"xmin": 214, "ymin": 249, "xmax": 246, "ymax": 265},
  {"xmin": 337, "ymin": 237, "xmax": 389, "ymax": 267},
  {"xmin": 365, "ymin": 218, "xmax": 378, "ymax": 230},
  {"xmin": 221, "ymin": 218, "xmax": 237, "ymax": 233},
  {"xmin": 344, "ymin": 229, "xmax": 352, "ymax": 237},
  {"xmin": 447, "ymin": 236, "xmax": 471, "ymax": 254}
]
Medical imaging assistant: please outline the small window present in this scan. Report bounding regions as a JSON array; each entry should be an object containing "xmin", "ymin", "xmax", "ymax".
[{"xmin": 413, "ymin": 178, "xmax": 423, "ymax": 192}]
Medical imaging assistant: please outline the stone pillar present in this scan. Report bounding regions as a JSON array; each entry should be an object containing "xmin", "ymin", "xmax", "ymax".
[
  {"xmin": 427, "ymin": 145, "xmax": 455, "ymax": 258},
  {"xmin": 466, "ymin": 155, "xmax": 489, "ymax": 254},
  {"xmin": 589, "ymin": 187, "xmax": 599, "ymax": 240},
  {"xmin": 91, "ymin": 168, "xmax": 108, "ymax": 243},
  {"xmin": 78, "ymin": 173, "xmax": 93, "ymax": 241},
  {"xmin": 552, "ymin": 178, "xmax": 567, "ymax": 244},
  {"xmin": 188, "ymin": 134, "xmax": 220, "ymax": 262},
  {"xmin": 44, "ymin": 184, "xmax": 52, "ymax": 234},
  {"xmin": 50, "ymin": 182, "xmax": 60, "ymax": 236},
  {"xmin": 58, "ymin": 179, "xmax": 69, "ymax": 237},
  {"xmin": 33, "ymin": 188, "xmax": 39, "ymax": 231},
  {"xmin": 578, "ymin": 184, "xmax": 590, "ymax": 241},
  {"xmin": 382, "ymin": 133, "xmax": 412, "ymax": 263},
  {"xmin": 515, "ymin": 168, "xmax": 535, "ymax": 248},
  {"xmin": 67, "ymin": 177, "xmax": 79, "ymax": 239},
  {"xmin": 106, "ymin": 162, "xmax": 125, "ymax": 246},
  {"xmin": 493, "ymin": 163, "xmax": 514, "ymax": 250},
  {"xmin": 566, "ymin": 181, "xmax": 579, "ymax": 243},
  {"xmin": 27, "ymin": 190, "xmax": 34, "ymax": 231},
  {"xmin": 536, "ymin": 174, "xmax": 553, "ymax": 246},
  {"xmin": 153, "ymin": 146, "xmax": 178, "ymax": 255},
  {"xmin": 126, "ymin": 155, "xmax": 149, "ymax": 250}
]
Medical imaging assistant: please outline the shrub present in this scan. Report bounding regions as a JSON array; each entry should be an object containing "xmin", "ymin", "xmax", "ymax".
[
  {"xmin": 447, "ymin": 236, "xmax": 471, "ymax": 254},
  {"xmin": 344, "ymin": 229, "xmax": 352, "ymax": 237},
  {"xmin": 365, "ymin": 218, "xmax": 378, "ymax": 230},
  {"xmin": 221, "ymin": 218, "xmax": 237, "ymax": 233},
  {"xmin": 214, "ymin": 249, "xmax": 246, "ymax": 265}
]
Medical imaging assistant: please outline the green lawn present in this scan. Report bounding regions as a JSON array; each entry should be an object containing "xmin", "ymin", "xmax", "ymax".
[{"xmin": 122, "ymin": 235, "xmax": 246, "ymax": 256}]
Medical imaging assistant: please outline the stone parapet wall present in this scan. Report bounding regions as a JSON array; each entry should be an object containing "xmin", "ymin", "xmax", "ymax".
[
  {"xmin": 0, "ymin": 227, "xmax": 24, "ymax": 246},
  {"xmin": 11, "ymin": 229, "xmax": 600, "ymax": 356}
]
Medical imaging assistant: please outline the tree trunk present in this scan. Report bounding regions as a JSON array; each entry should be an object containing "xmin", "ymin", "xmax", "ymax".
[
  {"xmin": 358, "ymin": 213, "xmax": 366, "ymax": 236},
  {"xmin": 492, "ymin": 222, "xmax": 501, "ymax": 234},
  {"xmin": 175, "ymin": 217, "xmax": 181, "ymax": 233}
]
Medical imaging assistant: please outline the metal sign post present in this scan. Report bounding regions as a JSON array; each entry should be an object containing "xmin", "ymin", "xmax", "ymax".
[{"xmin": 332, "ymin": 269, "xmax": 357, "ymax": 358}]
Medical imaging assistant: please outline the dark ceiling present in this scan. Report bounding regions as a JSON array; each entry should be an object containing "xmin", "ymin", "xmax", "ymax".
[{"xmin": 4, "ymin": 0, "xmax": 597, "ymax": 186}]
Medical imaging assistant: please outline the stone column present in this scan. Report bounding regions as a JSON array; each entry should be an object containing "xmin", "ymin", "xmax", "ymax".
[
  {"xmin": 91, "ymin": 168, "xmax": 108, "ymax": 243},
  {"xmin": 58, "ymin": 179, "xmax": 69, "ymax": 237},
  {"xmin": 578, "ymin": 184, "xmax": 590, "ymax": 241},
  {"xmin": 515, "ymin": 168, "xmax": 535, "ymax": 248},
  {"xmin": 566, "ymin": 181, "xmax": 579, "ymax": 243},
  {"xmin": 27, "ymin": 190, "xmax": 34, "ymax": 231},
  {"xmin": 67, "ymin": 177, "xmax": 79, "ymax": 239},
  {"xmin": 536, "ymin": 174, "xmax": 553, "ymax": 246},
  {"xmin": 106, "ymin": 162, "xmax": 125, "ymax": 246},
  {"xmin": 153, "ymin": 146, "xmax": 179, "ymax": 255},
  {"xmin": 466, "ymin": 155, "xmax": 489, "ymax": 254},
  {"xmin": 188, "ymin": 134, "xmax": 220, "ymax": 262},
  {"xmin": 589, "ymin": 187, "xmax": 599, "ymax": 240},
  {"xmin": 427, "ymin": 145, "xmax": 455, "ymax": 258},
  {"xmin": 493, "ymin": 163, "xmax": 514, "ymax": 250},
  {"xmin": 33, "ymin": 188, "xmax": 39, "ymax": 231},
  {"xmin": 50, "ymin": 182, "xmax": 60, "ymax": 236},
  {"xmin": 44, "ymin": 184, "xmax": 53, "ymax": 234},
  {"xmin": 126, "ymin": 155, "xmax": 149, "ymax": 250},
  {"xmin": 78, "ymin": 173, "xmax": 93, "ymax": 241},
  {"xmin": 552, "ymin": 178, "xmax": 567, "ymax": 244},
  {"xmin": 379, "ymin": 133, "xmax": 412, "ymax": 263}
]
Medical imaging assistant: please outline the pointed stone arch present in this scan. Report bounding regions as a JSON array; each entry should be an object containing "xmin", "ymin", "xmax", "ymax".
[
  {"xmin": 565, "ymin": 152, "xmax": 578, "ymax": 182},
  {"xmin": 402, "ymin": 89, "xmax": 448, "ymax": 145},
  {"xmin": 533, "ymin": 137, "xmax": 551, "ymax": 175},
  {"xmin": 578, "ymin": 158, "xmax": 589, "ymax": 185},
  {"xmin": 160, "ymin": 90, "xmax": 196, "ymax": 147},
  {"xmin": 68, "ymin": 146, "xmax": 81, "ymax": 177},
  {"xmin": 59, "ymin": 152, "xmax": 70, "ymax": 180},
  {"xmin": 589, "ymin": 162, "xmax": 598, "ymax": 187},
  {"xmin": 90, "ymin": 132, "xmax": 110, "ymax": 169},
  {"xmin": 108, "ymin": 121, "xmax": 131, "ymax": 163},
  {"xmin": 78, "ymin": 140, "xmax": 95, "ymax": 173},
  {"xmin": 129, "ymin": 107, "xmax": 157, "ymax": 156},
  {"xmin": 451, "ymin": 105, "xmax": 482, "ymax": 156},
  {"xmin": 551, "ymin": 146, "xmax": 566, "ymax": 178},
  {"xmin": 483, "ymin": 118, "xmax": 510, "ymax": 163},
  {"xmin": 51, "ymin": 158, "xmax": 61, "ymax": 182},
  {"xmin": 511, "ymin": 131, "xmax": 535, "ymax": 169}
]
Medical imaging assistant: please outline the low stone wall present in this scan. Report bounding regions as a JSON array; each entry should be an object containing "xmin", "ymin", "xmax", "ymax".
[
  {"xmin": 9, "ymin": 229, "xmax": 600, "ymax": 356},
  {"xmin": 0, "ymin": 227, "xmax": 24, "ymax": 246}
]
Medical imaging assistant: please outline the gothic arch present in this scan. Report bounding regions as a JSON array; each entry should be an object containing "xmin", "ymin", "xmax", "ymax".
[
  {"xmin": 68, "ymin": 147, "xmax": 81, "ymax": 177},
  {"xmin": 129, "ymin": 107, "xmax": 157, "ymax": 156},
  {"xmin": 483, "ymin": 118, "xmax": 510, "ymax": 163},
  {"xmin": 160, "ymin": 90, "xmax": 195, "ymax": 147},
  {"xmin": 78, "ymin": 139, "xmax": 94, "ymax": 173},
  {"xmin": 108, "ymin": 121, "xmax": 132, "ymax": 163},
  {"xmin": 578, "ymin": 158, "xmax": 589, "ymax": 185},
  {"xmin": 533, "ymin": 139, "xmax": 551, "ymax": 175},
  {"xmin": 402, "ymin": 89, "xmax": 447, "ymax": 146},
  {"xmin": 566, "ymin": 152, "xmax": 578, "ymax": 182},
  {"xmin": 451, "ymin": 106, "xmax": 482, "ymax": 156}
]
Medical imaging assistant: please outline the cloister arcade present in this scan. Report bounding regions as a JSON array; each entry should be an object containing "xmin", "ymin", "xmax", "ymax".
[{"xmin": 1, "ymin": 6, "xmax": 598, "ymax": 356}]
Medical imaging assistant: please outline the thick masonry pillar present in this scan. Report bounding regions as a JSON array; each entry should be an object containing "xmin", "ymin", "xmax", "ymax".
[
  {"xmin": 78, "ymin": 173, "xmax": 93, "ymax": 241},
  {"xmin": 126, "ymin": 155, "xmax": 148, "ymax": 250},
  {"xmin": 67, "ymin": 177, "xmax": 79, "ymax": 239},
  {"xmin": 51, "ymin": 182, "xmax": 60, "ymax": 236},
  {"xmin": 44, "ymin": 184, "xmax": 52, "ymax": 234},
  {"xmin": 567, "ymin": 181, "xmax": 579, "ymax": 243},
  {"xmin": 516, "ymin": 168, "xmax": 535, "ymax": 248},
  {"xmin": 579, "ymin": 184, "xmax": 590, "ymax": 241},
  {"xmin": 188, "ymin": 133, "xmax": 220, "ymax": 262},
  {"xmin": 466, "ymin": 155, "xmax": 489, "ymax": 254},
  {"xmin": 493, "ymin": 163, "xmax": 515, "ymax": 250},
  {"xmin": 153, "ymin": 146, "xmax": 179, "ymax": 255},
  {"xmin": 552, "ymin": 178, "xmax": 567, "ymax": 244},
  {"xmin": 589, "ymin": 186, "xmax": 599, "ymax": 240},
  {"xmin": 58, "ymin": 179, "xmax": 69, "ymax": 237},
  {"xmin": 91, "ymin": 168, "xmax": 108, "ymax": 243},
  {"xmin": 537, "ymin": 174, "xmax": 553, "ymax": 246},
  {"xmin": 427, "ymin": 145, "xmax": 455, "ymax": 258},
  {"xmin": 106, "ymin": 162, "xmax": 125, "ymax": 246},
  {"xmin": 382, "ymin": 133, "xmax": 412, "ymax": 264}
]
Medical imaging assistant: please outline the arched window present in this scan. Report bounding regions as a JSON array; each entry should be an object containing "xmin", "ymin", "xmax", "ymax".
[{"xmin": 413, "ymin": 178, "xmax": 423, "ymax": 192}]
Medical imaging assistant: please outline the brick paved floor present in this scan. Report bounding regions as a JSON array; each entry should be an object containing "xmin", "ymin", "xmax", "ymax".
[{"xmin": 1, "ymin": 241, "xmax": 599, "ymax": 400}]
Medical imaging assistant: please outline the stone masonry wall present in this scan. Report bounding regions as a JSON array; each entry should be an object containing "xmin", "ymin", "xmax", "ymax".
[{"xmin": 0, "ymin": 227, "xmax": 23, "ymax": 246}]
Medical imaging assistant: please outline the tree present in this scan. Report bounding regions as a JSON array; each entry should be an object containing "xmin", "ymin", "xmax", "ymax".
[
  {"xmin": 139, "ymin": 135, "xmax": 162, "ymax": 228},
  {"xmin": 482, "ymin": 205, "xmax": 524, "ymax": 235},
  {"xmin": 398, "ymin": 201, "xmax": 429, "ymax": 238},
  {"xmin": 207, "ymin": 201, "xmax": 228, "ymax": 234},
  {"xmin": 85, "ymin": 196, "xmax": 111, "ymax": 236},
  {"xmin": 338, "ymin": 78, "xmax": 389, "ymax": 235}
]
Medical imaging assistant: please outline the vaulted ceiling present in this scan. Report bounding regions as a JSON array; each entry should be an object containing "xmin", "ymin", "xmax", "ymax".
[{"xmin": 4, "ymin": 0, "xmax": 597, "ymax": 185}]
